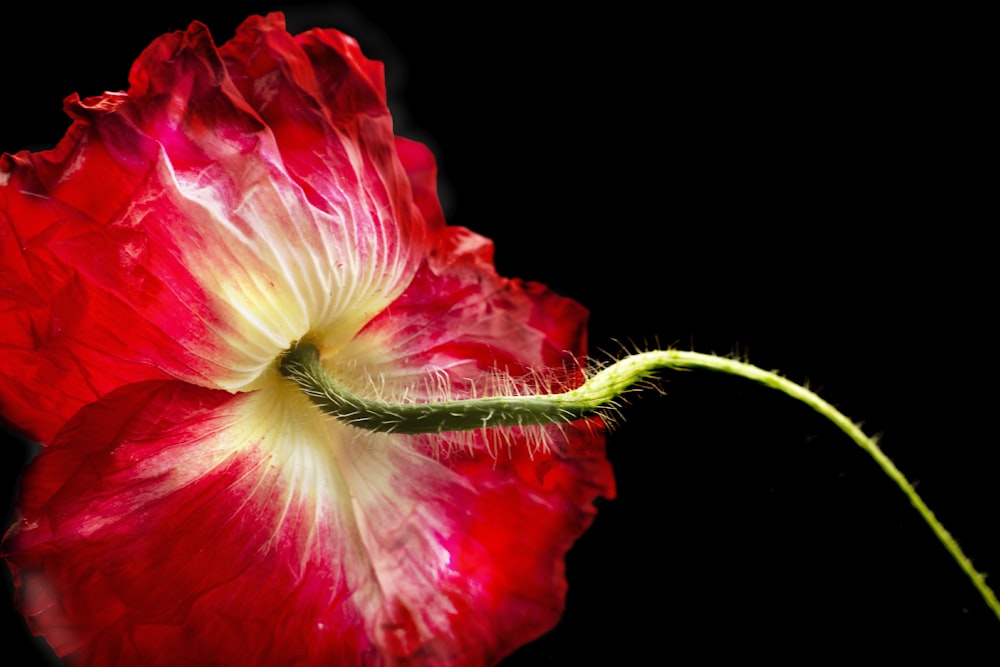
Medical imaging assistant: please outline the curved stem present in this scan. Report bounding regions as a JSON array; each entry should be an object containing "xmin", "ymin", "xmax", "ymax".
[
  {"xmin": 280, "ymin": 343, "xmax": 1000, "ymax": 621},
  {"xmin": 653, "ymin": 351, "xmax": 1000, "ymax": 624}
]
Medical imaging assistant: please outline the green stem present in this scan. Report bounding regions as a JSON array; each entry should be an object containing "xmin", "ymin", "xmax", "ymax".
[{"xmin": 280, "ymin": 343, "xmax": 1000, "ymax": 622}]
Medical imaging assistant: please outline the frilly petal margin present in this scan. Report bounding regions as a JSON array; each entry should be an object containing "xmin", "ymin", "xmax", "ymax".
[
  {"xmin": 2, "ymin": 12, "xmax": 616, "ymax": 666},
  {"xmin": 351, "ymin": 137, "xmax": 591, "ymax": 406},
  {"xmin": 3, "ymin": 375, "xmax": 611, "ymax": 666},
  {"xmin": 0, "ymin": 13, "xmax": 429, "ymax": 443}
]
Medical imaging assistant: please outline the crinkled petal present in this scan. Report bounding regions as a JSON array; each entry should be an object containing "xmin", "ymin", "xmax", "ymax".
[
  {"xmin": 344, "ymin": 224, "xmax": 590, "ymax": 404},
  {"xmin": 395, "ymin": 137, "xmax": 447, "ymax": 232},
  {"xmin": 344, "ymin": 132, "xmax": 589, "ymax": 399},
  {"xmin": 0, "ymin": 13, "xmax": 429, "ymax": 442},
  {"xmin": 4, "ymin": 375, "xmax": 611, "ymax": 666},
  {"xmin": 2, "ymin": 13, "xmax": 615, "ymax": 666}
]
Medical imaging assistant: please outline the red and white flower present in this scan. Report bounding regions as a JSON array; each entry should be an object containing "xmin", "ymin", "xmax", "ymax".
[{"xmin": 1, "ymin": 13, "xmax": 613, "ymax": 666}]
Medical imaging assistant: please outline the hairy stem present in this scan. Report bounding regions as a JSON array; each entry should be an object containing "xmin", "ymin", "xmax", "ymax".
[{"xmin": 280, "ymin": 343, "xmax": 1000, "ymax": 621}]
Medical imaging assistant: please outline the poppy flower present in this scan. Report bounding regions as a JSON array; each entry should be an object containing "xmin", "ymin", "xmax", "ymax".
[{"xmin": 1, "ymin": 13, "xmax": 613, "ymax": 666}]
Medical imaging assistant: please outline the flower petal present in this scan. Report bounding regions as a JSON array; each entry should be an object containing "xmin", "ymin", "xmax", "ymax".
[
  {"xmin": 0, "ymin": 14, "xmax": 429, "ymax": 442},
  {"xmin": 2, "ymin": 14, "xmax": 616, "ymax": 666},
  {"xmin": 4, "ymin": 374, "xmax": 610, "ymax": 666},
  {"xmin": 342, "ymin": 221, "xmax": 591, "ymax": 406}
]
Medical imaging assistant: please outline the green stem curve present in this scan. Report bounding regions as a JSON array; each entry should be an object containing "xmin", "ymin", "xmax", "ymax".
[{"xmin": 280, "ymin": 343, "xmax": 1000, "ymax": 622}]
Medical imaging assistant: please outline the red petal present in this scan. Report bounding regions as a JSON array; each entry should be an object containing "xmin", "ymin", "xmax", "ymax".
[
  {"xmin": 395, "ymin": 137, "xmax": 447, "ymax": 232},
  {"xmin": 1, "ymin": 14, "xmax": 431, "ymax": 442},
  {"xmin": 353, "ymin": 222, "xmax": 590, "ymax": 390},
  {"xmin": 2, "ymin": 13, "xmax": 615, "ymax": 665},
  {"xmin": 5, "ymin": 376, "xmax": 610, "ymax": 666}
]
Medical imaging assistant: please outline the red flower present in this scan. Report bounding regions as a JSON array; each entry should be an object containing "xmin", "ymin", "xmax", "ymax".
[{"xmin": 1, "ymin": 13, "xmax": 613, "ymax": 666}]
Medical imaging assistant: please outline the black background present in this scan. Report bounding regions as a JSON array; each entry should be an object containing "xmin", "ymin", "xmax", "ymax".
[{"xmin": 2, "ymin": 3, "xmax": 996, "ymax": 664}]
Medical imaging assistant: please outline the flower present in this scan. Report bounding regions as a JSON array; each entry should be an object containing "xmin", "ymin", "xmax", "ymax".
[{"xmin": 1, "ymin": 13, "xmax": 613, "ymax": 666}]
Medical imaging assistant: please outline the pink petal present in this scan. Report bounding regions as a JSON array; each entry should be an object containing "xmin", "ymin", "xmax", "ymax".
[
  {"xmin": 0, "ymin": 14, "xmax": 430, "ymax": 442},
  {"xmin": 347, "ymin": 222, "xmax": 591, "ymax": 403},
  {"xmin": 5, "ymin": 375, "xmax": 611, "ymax": 666},
  {"xmin": 2, "ymin": 13, "xmax": 615, "ymax": 666}
]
